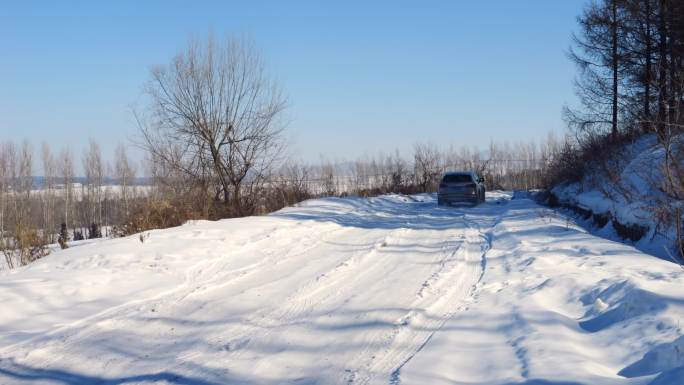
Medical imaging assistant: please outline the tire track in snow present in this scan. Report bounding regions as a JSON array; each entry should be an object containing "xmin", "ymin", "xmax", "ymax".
[
  {"xmin": 166, "ymin": 225, "xmax": 408, "ymax": 366},
  {"xmin": 203, "ymin": 217, "xmax": 473, "ymax": 381},
  {"xmin": 352, "ymin": 228, "xmax": 485, "ymax": 385},
  {"xmin": 172, "ymin": 223, "xmax": 353, "ymax": 303},
  {"xmin": 375, "ymin": 212, "xmax": 499, "ymax": 385},
  {"xmin": 213, "ymin": 227, "xmax": 417, "ymax": 362},
  {"xmin": 2, "ymin": 221, "xmax": 348, "ymax": 366}
]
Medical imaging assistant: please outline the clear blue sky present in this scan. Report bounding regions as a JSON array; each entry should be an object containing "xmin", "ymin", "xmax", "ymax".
[{"xmin": 0, "ymin": 0, "xmax": 584, "ymax": 170}]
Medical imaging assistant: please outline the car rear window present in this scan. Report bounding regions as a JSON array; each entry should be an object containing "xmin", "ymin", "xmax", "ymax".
[{"xmin": 442, "ymin": 174, "xmax": 473, "ymax": 183}]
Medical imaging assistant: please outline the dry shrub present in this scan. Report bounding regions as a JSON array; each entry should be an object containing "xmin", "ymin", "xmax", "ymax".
[
  {"xmin": 258, "ymin": 184, "xmax": 312, "ymax": 214},
  {"xmin": 543, "ymin": 131, "xmax": 633, "ymax": 188},
  {"xmin": 113, "ymin": 197, "xmax": 197, "ymax": 237},
  {"xmin": 58, "ymin": 237, "xmax": 69, "ymax": 250},
  {"xmin": 1, "ymin": 220, "xmax": 49, "ymax": 267},
  {"xmin": 544, "ymin": 140, "xmax": 585, "ymax": 187},
  {"xmin": 113, "ymin": 181, "xmax": 318, "ymax": 238}
]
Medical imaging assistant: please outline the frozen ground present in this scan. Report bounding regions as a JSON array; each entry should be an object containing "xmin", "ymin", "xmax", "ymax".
[{"xmin": 0, "ymin": 192, "xmax": 682, "ymax": 385}]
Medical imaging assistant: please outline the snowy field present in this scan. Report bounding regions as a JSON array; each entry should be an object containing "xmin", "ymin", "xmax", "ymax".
[{"xmin": 0, "ymin": 192, "xmax": 683, "ymax": 385}]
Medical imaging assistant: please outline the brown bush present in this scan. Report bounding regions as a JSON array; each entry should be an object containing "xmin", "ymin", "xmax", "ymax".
[
  {"xmin": 113, "ymin": 197, "xmax": 197, "ymax": 237},
  {"xmin": 543, "ymin": 131, "xmax": 634, "ymax": 188},
  {"xmin": 1, "ymin": 220, "xmax": 49, "ymax": 267}
]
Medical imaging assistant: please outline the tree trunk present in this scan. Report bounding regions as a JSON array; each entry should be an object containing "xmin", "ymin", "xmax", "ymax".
[
  {"xmin": 611, "ymin": 0, "xmax": 619, "ymax": 140},
  {"xmin": 208, "ymin": 145, "xmax": 231, "ymax": 204},
  {"xmin": 232, "ymin": 185, "xmax": 241, "ymax": 216},
  {"xmin": 644, "ymin": 0, "xmax": 652, "ymax": 134},
  {"xmin": 657, "ymin": 0, "xmax": 668, "ymax": 134}
]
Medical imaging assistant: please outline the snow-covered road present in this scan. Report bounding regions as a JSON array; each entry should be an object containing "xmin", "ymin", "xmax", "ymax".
[{"xmin": 1, "ymin": 192, "xmax": 683, "ymax": 385}]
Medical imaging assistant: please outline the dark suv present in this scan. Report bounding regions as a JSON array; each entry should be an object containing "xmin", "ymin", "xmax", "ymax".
[{"xmin": 437, "ymin": 171, "xmax": 485, "ymax": 206}]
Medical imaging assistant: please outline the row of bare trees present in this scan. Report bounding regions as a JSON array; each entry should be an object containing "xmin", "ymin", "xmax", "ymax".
[
  {"xmin": 304, "ymin": 137, "xmax": 562, "ymax": 197},
  {"xmin": 262, "ymin": 137, "xmax": 567, "ymax": 211},
  {"xmin": 0, "ymin": 140, "xmax": 138, "ymax": 268}
]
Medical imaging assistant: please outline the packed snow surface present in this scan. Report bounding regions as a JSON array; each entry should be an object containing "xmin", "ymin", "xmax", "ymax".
[{"xmin": 1, "ymin": 192, "xmax": 683, "ymax": 385}]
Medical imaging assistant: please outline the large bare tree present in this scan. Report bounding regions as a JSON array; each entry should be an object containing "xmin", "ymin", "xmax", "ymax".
[{"xmin": 138, "ymin": 35, "xmax": 286, "ymax": 215}]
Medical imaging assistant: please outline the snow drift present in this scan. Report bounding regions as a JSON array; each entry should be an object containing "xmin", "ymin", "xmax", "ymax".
[{"xmin": 551, "ymin": 134, "xmax": 684, "ymax": 260}]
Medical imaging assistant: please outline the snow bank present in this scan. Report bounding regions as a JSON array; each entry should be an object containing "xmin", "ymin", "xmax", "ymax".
[{"xmin": 551, "ymin": 134, "xmax": 683, "ymax": 261}]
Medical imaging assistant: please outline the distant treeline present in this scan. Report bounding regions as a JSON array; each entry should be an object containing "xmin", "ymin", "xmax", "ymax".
[{"xmin": 28, "ymin": 176, "xmax": 151, "ymax": 189}]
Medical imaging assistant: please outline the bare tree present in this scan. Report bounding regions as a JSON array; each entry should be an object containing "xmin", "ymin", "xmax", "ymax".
[
  {"xmin": 18, "ymin": 142, "xmax": 32, "ymax": 202},
  {"xmin": 41, "ymin": 143, "xmax": 57, "ymax": 243},
  {"xmin": 115, "ymin": 143, "xmax": 136, "ymax": 218},
  {"xmin": 0, "ymin": 142, "xmax": 16, "ymax": 268},
  {"xmin": 413, "ymin": 143, "xmax": 441, "ymax": 192},
  {"xmin": 0, "ymin": 143, "xmax": 10, "ymax": 242},
  {"xmin": 139, "ymin": 35, "xmax": 287, "ymax": 216},
  {"xmin": 387, "ymin": 150, "xmax": 408, "ymax": 192},
  {"xmin": 5, "ymin": 141, "xmax": 48, "ymax": 266},
  {"xmin": 82, "ymin": 139, "xmax": 104, "ymax": 237},
  {"xmin": 59, "ymin": 147, "xmax": 75, "ymax": 234}
]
